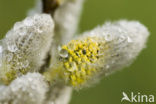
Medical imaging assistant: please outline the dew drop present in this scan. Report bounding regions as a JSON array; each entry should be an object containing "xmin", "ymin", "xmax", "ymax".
[
  {"xmin": 13, "ymin": 22, "xmax": 23, "ymax": 30},
  {"xmin": 23, "ymin": 17, "xmax": 34, "ymax": 26},
  {"xmin": 22, "ymin": 60, "xmax": 29, "ymax": 68},
  {"xmin": 19, "ymin": 29, "xmax": 27, "ymax": 36},
  {"xmin": 106, "ymin": 65, "xmax": 110, "ymax": 69},
  {"xmin": 36, "ymin": 28, "xmax": 43, "ymax": 33},
  {"xmin": 8, "ymin": 44, "xmax": 18, "ymax": 52},
  {"xmin": 59, "ymin": 49, "xmax": 68, "ymax": 58},
  {"xmin": 0, "ymin": 45, "xmax": 3, "ymax": 53},
  {"xmin": 127, "ymin": 37, "xmax": 133, "ymax": 43},
  {"xmin": 118, "ymin": 35, "xmax": 126, "ymax": 42}
]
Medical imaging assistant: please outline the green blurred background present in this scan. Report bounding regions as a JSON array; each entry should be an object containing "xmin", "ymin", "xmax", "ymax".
[{"xmin": 0, "ymin": 0, "xmax": 156, "ymax": 104}]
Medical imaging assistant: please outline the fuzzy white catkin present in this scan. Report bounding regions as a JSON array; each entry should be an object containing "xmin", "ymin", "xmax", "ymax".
[
  {"xmin": 0, "ymin": 73, "xmax": 48, "ymax": 104},
  {"xmin": 54, "ymin": 0, "xmax": 84, "ymax": 44},
  {"xmin": 82, "ymin": 20, "xmax": 149, "ymax": 77},
  {"xmin": 0, "ymin": 14, "xmax": 54, "ymax": 82},
  {"xmin": 47, "ymin": 20, "xmax": 149, "ymax": 88}
]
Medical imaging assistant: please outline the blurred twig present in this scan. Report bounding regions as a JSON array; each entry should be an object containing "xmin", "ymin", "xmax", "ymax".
[{"xmin": 42, "ymin": 0, "xmax": 60, "ymax": 15}]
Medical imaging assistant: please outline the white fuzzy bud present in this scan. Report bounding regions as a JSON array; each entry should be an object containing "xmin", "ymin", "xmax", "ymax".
[
  {"xmin": 56, "ymin": 20, "xmax": 149, "ymax": 88},
  {"xmin": 0, "ymin": 73, "xmax": 48, "ymax": 104},
  {"xmin": 0, "ymin": 14, "xmax": 54, "ymax": 84}
]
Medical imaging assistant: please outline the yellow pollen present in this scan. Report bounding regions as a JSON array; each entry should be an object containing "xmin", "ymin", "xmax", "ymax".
[{"xmin": 61, "ymin": 37, "xmax": 101, "ymax": 87}]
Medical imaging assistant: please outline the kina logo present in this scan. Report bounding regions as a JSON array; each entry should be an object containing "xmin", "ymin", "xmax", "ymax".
[{"xmin": 121, "ymin": 92, "xmax": 155, "ymax": 103}]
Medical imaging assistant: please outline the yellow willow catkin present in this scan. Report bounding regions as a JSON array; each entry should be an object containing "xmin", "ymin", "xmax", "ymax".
[
  {"xmin": 59, "ymin": 37, "xmax": 108, "ymax": 87},
  {"xmin": 44, "ymin": 20, "xmax": 149, "ymax": 88}
]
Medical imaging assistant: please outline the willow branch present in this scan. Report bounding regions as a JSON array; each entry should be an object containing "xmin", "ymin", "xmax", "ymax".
[{"xmin": 42, "ymin": 0, "xmax": 60, "ymax": 15}]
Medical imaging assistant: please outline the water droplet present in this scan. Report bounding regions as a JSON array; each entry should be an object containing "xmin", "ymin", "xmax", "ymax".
[
  {"xmin": 36, "ymin": 28, "xmax": 43, "ymax": 33},
  {"xmin": 118, "ymin": 35, "xmax": 126, "ymax": 42},
  {"xmin": 8, "ymin": 44, "xmax": 18, "ymax": 52},
  {"xmin": 19, "ymin": 29, "xmax": 27, "ymax": 36},
  {"xmin": 13, "ymin": 22, "xmax": 23, "ymax": 30},
  {"xmin": 23, "ymin": 17, "xmax": 34, "ymax": 26},
  {"xmin": 106, "ymin": 65, "xmax": 110, "ymax": 69},
  {"xmin": 22, "ymin": 60, "xmax": 29, "ymax": 68},
  {"xmin": 59, "ymin": 49, "xmax": 68, "ymax": 58},
  {"xmin": 0, "ymin": 45, "xmax": 3, "ymax": 53},
  {"xmin": 127, "ymin": 37, "xmax": 132, "ymax": 43}
]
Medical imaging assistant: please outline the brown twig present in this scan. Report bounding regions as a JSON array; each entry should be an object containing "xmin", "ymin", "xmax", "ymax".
[{"xmin": 42, "ymin": 0, "xmax": 60, "ymax": 15}]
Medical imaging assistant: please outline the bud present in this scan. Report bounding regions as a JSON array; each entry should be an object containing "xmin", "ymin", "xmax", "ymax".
[
  {"xmin": 0, "ymin": 14, "xmax": 54, "ymax": 84},
  {"xmin": 0, "ymin": 73, "xmax": 48, "ymax": 104},
  {"xmin": 45, "ymin": 20, "xmax": 149, "ymax": 88}
]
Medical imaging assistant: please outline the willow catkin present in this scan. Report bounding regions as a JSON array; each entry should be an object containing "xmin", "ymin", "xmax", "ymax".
[
  {"xmin": 0, "ymin": 14, "xmax": 54, "ymax": 84},
  {"xmin": 46, "ymin": 20, "xmax": 149, "ymax": 88},
  {"xmin": 0, "ymin": 73, "xmax": 48, "ymax": 104}
]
